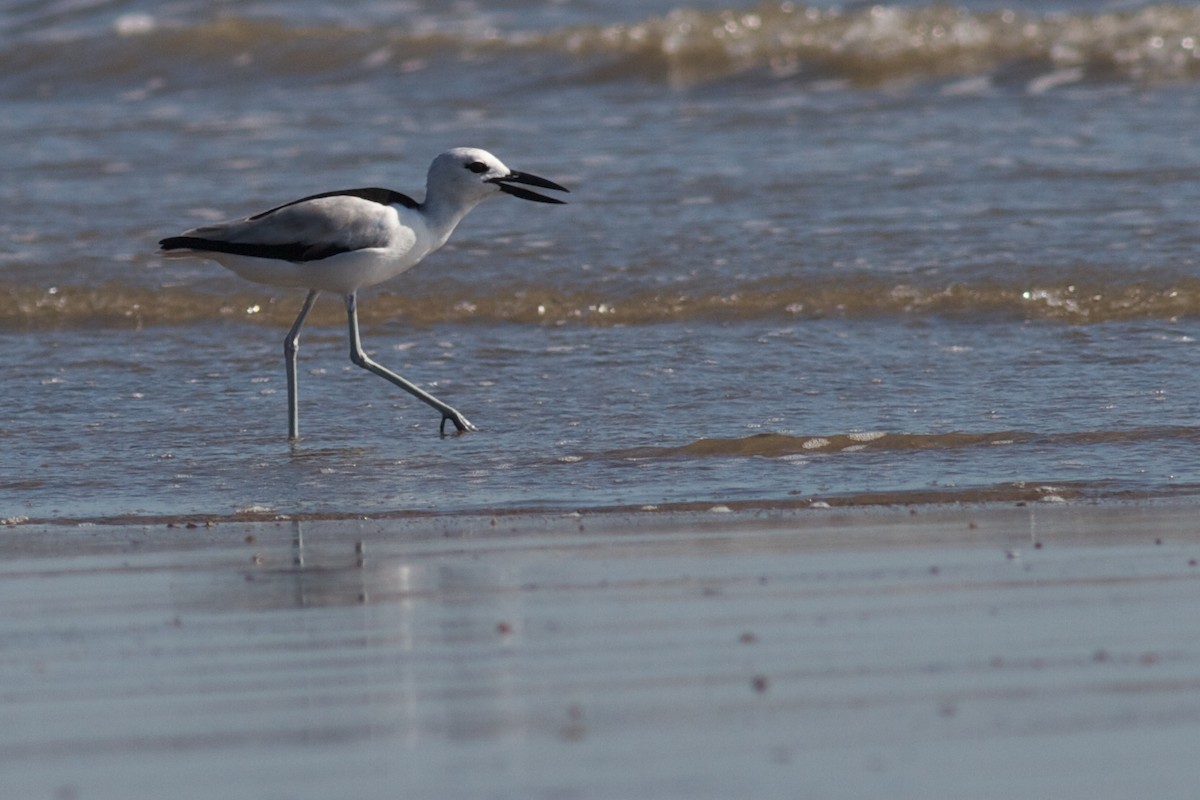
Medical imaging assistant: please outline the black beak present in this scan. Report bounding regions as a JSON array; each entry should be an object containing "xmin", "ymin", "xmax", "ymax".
[{"xmin": 490, "ymin": 171, "xmax": 570, "ymax": 204}]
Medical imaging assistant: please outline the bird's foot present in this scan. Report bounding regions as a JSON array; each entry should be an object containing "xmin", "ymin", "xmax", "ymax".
[{"xmin": 440, "ymin": 410, "xmax": 477, "ymax": 436}]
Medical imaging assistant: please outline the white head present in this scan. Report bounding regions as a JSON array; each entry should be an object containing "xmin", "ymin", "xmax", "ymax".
[{"xmin": 425, "ymin": 147, "xmax": 569, "ymax": 209}]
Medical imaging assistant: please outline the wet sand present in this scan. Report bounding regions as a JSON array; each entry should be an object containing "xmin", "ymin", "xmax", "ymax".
[{"xmin": 3, "ymin": 503, "xmax": 1200, "ymax": 799}]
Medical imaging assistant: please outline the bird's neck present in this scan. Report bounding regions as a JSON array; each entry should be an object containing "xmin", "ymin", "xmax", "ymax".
[{"xmin": 420, "ymin": 192, "xmax": 484, "ymax": 250}]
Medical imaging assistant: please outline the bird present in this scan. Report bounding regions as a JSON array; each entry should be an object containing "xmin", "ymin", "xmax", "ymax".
[{"xmin": 159, "ymin": 147, "xmax": 568, "ymax": 440}]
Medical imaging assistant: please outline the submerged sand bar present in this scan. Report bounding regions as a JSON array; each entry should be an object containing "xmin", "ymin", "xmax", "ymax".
[{"xmin": 2, "ymin": 503, "xmax": 1199, "ymax": 798}]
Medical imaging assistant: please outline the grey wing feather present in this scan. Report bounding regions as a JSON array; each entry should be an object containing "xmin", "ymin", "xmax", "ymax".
[{"xmin": 184, "ymin": 194, "xmax": 395, "ymax": 252}]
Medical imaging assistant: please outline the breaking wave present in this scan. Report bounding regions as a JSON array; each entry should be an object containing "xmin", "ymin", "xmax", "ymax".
[
  {"xmin": 5, "ymin": 4, "xmax": 1200, "ymax": 93},
  {"xmin": 557, "ymin": 3, "xmax": 1200, "ymax": 87}
]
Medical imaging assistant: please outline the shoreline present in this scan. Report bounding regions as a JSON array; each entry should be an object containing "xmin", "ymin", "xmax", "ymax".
[{"xmin": 7, "ymin": 492, "xmax": 1200, "ymax": 546}]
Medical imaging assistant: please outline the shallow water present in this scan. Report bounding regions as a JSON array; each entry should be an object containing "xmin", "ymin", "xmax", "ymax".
[{"xmin": 5, "ymin": 0, "xmax": 1200, "ymax": 522}]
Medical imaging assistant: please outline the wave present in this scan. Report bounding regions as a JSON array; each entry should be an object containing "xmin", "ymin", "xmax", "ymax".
[
  {"xmin": 7, "ymin": 276, "xmax": 1200, "ymax": 330},
  {"xmin": 597, "ymin": 427, "xmax": 1200, "ymax": 461},
  {"xmin": 561, "ymin": 3, "xmax": 1200, "ymax": 88},
  {"xmin": 5, "ymin": 4, "xmax": 1200, "ymax": 93}
]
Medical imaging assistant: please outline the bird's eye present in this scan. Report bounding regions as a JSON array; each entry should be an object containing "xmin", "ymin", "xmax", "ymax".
[{"xmin": 466, "ymin": 161, "xmax": 488, "ymax": 174}]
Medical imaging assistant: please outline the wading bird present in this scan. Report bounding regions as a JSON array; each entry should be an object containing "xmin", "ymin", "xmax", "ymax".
[{"xmin": 159, "ymin": 147, "xmax": 568, "ymax": 439}]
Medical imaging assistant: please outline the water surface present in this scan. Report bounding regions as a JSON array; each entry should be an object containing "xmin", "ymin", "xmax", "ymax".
[{"xmin": 5, "ymin": 0, "xmax": 1200, "ymax": 521}]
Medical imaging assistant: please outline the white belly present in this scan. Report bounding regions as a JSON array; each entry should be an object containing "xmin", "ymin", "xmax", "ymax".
[{"xmin": 204, "ymin": 246, "xmax": 431, "ymax": 295}]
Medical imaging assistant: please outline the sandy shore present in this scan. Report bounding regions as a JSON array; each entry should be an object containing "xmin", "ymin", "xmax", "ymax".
[{"xmin": 2, "ymin": 502, "xmax": 1199, "ymax": 799}]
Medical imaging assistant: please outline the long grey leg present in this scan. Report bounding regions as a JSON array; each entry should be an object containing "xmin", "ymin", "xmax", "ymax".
[
  {"xmin": 284, "ymin": 289, "xmax": 320, "ymax": 440},
  {"xmin": 344, "ymin": 292, "xmax": 476, "ymax": 435}
]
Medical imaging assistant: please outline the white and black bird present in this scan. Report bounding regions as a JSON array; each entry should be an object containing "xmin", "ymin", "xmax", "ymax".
[{"xmin": 159, "ymin": 147, "xmax": 568, "ymax": 439}]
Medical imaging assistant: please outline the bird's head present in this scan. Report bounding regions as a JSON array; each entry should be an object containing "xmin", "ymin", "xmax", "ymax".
[{"xmin": 427, "ymin": 147, "xmax": 569, "ymax": 207}]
